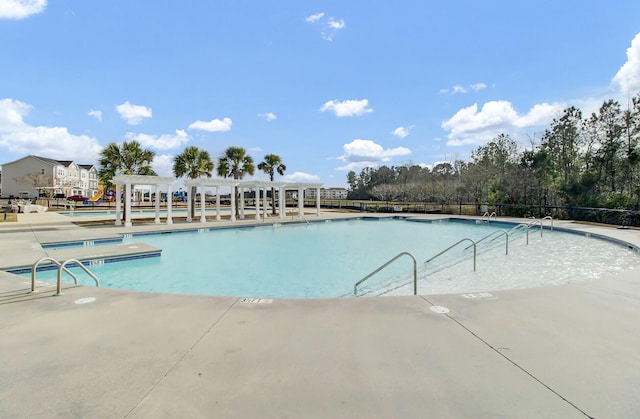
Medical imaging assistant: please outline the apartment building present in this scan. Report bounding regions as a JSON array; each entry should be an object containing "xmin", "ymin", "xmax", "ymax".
[
  {"xmin": 1, "ymin": 155, "xmax": 98, "ymax": 198},
  {"xmin": 304, "ymin": 187, "xmax": 348, "ymax": 199}
]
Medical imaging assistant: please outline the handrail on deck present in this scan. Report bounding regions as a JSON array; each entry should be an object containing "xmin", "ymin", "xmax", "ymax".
[
  {"xmin": 354, "ymin": 252, "xmax": 417, "ymax": 296},
  {"xmin": 293, "ymin": 213, "xmax": 310, "ymax": 224},
  {"xmin": 30, "ymin": 257, "xmax": 100, "ymax": 296},
  {"xmin": 481, "ymin": 211, "xmax": 497, "ymax": 222},
  {"xmin": 542, "ymin": 215, "xmax": 554, "ymax": 230},
  {"xmin": 425, "ymin": 238, "xmax": 477, "ymax": 272},
  {"xmin": 56, "ymin": 259, "xmax": 100, "ymax": 296},
  {"xmin": 30, "ymin": 257, "xmax": 77, "ymax": 293}
]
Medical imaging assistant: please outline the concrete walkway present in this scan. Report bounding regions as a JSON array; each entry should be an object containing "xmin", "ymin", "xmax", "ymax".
[{"xmin": 1, "ymin": 210, "xmax": 639, "ymax": 418}]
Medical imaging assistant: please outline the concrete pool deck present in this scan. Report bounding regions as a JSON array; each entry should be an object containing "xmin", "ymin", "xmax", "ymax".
[{"xmin": 1, "ymin": 211, "xmax": 639, "ymax": 418}]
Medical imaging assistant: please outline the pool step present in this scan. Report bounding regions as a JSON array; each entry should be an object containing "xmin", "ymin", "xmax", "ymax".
[{"xmin": 46, "ymin": 242, "xmax": 162, "ymax": 264}]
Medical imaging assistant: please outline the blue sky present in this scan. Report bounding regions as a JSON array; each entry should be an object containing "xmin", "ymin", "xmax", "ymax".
[{"xmin": 1, "ymin": 1, "xmax": 640, "ymax": 187}]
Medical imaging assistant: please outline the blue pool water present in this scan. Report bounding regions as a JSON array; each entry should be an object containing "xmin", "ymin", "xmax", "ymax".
[{"xmin": 25, "ymin": 218, "xmax": 640, "ymax": 298}]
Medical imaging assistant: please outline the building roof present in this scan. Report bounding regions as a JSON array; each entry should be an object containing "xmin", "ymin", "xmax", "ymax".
[{"xmin": 2, "ymin": 155, "xmax": 95, "ymax": 168}]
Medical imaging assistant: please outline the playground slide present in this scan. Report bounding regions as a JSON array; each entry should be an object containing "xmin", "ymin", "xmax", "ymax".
[{"xmin": 89, "ymin": 191, "xmax": 103, "ymax": 202}]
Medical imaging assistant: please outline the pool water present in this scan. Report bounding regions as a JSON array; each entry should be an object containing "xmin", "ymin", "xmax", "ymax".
[{"xmin": 26, "ymin": 218, "xmax": 640, "ymax": 298}]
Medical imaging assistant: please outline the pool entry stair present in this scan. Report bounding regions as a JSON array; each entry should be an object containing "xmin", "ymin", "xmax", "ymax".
[{"xmin": 354, "ymin": 217, "xmax": 554, "ymax": 296}]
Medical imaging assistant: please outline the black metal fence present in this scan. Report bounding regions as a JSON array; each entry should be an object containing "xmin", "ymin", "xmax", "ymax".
[{"xmin": 313, "ymin": 199, "xmax": 640, "ymax": 227}]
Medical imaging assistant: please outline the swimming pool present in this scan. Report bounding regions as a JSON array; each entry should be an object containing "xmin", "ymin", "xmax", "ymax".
[{"xmin": 23, "ymin": 217, "xmax": 640, "ymax": 298}]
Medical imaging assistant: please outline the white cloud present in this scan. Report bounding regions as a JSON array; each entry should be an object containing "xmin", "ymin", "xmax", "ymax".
[
  {"xmin": 306, "ymin": 12, "xmax": 345, "ymax": 41},
  {"xmin": 258, "ymin": 112, "xmax": 277, "ymax": 121},
  {"xmin": 188, "ymin": 117, "xmax": 232, "ymax": 132},
  {"xmin": 442, "ymin": 82, "xmax": 487, "ymax": 95},
  {"xmin": 612, "ymin": 32, "xmax": 640, "ymax": 95},
  {"xmin": 151, "ymin": 154, "xmax": 174, "ymax": 177},
  {"xmin": 323, "ymin": 17, "xmax": 345, "ymax": 41},
  {"xmin": 124, "ymin": 129, "xmax": 190, "ymax": 151},
  {"xmin": 88, "ymin": 109, "xmax": 102, "ymax": 122},
  {"xmin": 327, "ymin": 17, "xmax": 345, "ymax": 30},
  {"xmin": 283, "ymin": 172, "xmax": 320, "ymax": 182},
  {"xmin": 392, "ymin": 125, "xmax": 414, "ymax": 139},
  {"xmin": 0, "ymin": 0, "xmax": 46, "ymax": 19},
  {"xmin": 441, "ymin": 100, "xmax": 565, "ymax": 146},
  {"xmin": 115, "ymin": 101, "xmax": 152, "ymax": 125},
  {"xmin": 0, "ymin": 98, "xmax": 102, "ymax": 161},
  {"xmin": 320, "ymin": 99, "xmax": 373, "ymax": 117},
  {"xmin": 336, "ymin": 139, "xmax": 411, "ymax": 170},
  {"xmin": 305, "ymin": 12, "xmax": 324, "ymax": 23}
]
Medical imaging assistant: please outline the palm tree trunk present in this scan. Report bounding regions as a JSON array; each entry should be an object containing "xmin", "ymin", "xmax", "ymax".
[{"xmin": 190, "ymin": 185, "xmax": 197, "ymax": 219}]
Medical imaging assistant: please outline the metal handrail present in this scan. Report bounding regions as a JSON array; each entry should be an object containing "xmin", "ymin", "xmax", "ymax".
[
  {"xmin": 354, "ymin": 252, "xmax": 417, "ymax": 296},
  {"xmin": 481, "ymin": 211, "xmax": 497, "ymax": 222},
  {"xmin": 527, "ymin": 219, "xmax": 544, "ymax": 236},
  {"xmin": 473, "ymin": 229, "xmax": 509, "ymax": 255},
  {"xmin": 56, "ymin": 259, "xmax": 100, "ymax": 296},
  {"xmin": 542, "ymin": 215, "xmax": 554, "ymax": 230},
  {"xmin": 30, "ymin": 257, "xmax": 78, "ymax": 293},
  {"xmin": 425, "ymin": 238, "xmax": 477, "ymax": 272}
]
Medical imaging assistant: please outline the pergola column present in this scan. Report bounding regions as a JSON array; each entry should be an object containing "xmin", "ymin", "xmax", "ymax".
[
  {"xmin": 239, "ymin": 186, "xmax": 245, "ymax": 219},
  {"xmin": 215, "ymin": 186, "xmax": 221, "ymax": 221},
  {"xmin": 166, "ymin": 183, "xmax": 173, "ymax": 225},
  {"xmin": 297, "ymin": 187, "xmax": 304, "ymax": 216},
  {"xmin": 200, "ymin": 186, "xmax": 206, "ymax": 223},
  {"xmin": 316, "ymin": 187, "xmax": 321, "ymax": 216},
  {"xmin": 279, "ymin": 186, "xmax": 285, "ymax": 219},
  {"xmin": 186, "ymin": 187, "xmax": 193, "ymax": 222},
  {"xmin": 154, "ymin": 185, "xmax": 161, "ymax": 224},
  {"xmin": 124, "ymin": 182, "xmax": 132, "ymax": 227},
  {"xmin": 262, "ymin": 186, "xmax": 269, "ymax": 219},
  {"xmin": 114, "ymin": 183, "xmax": 122, "ymax": 226},
  {"xmin": 255, "ymin": 187, "xmax": 260, "ymax": 220}
]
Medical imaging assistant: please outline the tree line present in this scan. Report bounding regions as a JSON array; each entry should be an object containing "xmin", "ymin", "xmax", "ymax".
[
  {"xmin": 98, "ymin": 143, "xmax": 286, "ymax": 218},
  {"xmin": 347, "ymin": 95, "xmax": 640, "ymax": 214}
]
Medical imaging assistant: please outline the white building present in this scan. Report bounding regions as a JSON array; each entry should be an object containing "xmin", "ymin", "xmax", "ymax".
[
  {"xmin": 1, "ymin": 155, "xmax": 99, "ymax": 198},
  {"xmin": 304, "ymin": 187, "xmax": 348, "ymax": 199}
]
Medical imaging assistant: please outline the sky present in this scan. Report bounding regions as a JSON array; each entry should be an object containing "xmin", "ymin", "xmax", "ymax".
[{"xmin": 1, "ymin": 1, "xmax": 640, "ymax": 188}]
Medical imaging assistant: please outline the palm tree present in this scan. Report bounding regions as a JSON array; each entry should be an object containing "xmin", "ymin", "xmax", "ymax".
[
  {"xmin": 258, "ymin": 154, "xmax": 286, "ymax": 215},
  {"xmin": 173, "ymin": 146, "xmax": 214, "ymax": 218},
  {"xmin": 217, "ymin": 146, "xmax": 255, "ymax": 217},
  {"xmin": 98, "ymin": 140, "xmax": 156, "ymax": 219},
  {"xmin": 98, "ymin": 140, "xmax": 157, "ymax": 185}
]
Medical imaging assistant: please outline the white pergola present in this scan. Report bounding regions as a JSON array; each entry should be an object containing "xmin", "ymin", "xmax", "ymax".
[
  {"xmin": 110, "ymin": 175, "xmax": 323, "ymax": 226},
  {"xmin": 184, "ymin": 179, "xmax": 323, "ymax": 223},
  {"xmin": 183, "ymin": 178, "xmax": 241, "ymax": 222},
  {"xmin": 111, "ymin": 175, "xmax": 177, "ymax": 227}
]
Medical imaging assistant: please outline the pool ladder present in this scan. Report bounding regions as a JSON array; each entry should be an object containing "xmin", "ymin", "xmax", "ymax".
[
  {"xmin": 353, "ymin": 216, "xmax": 553, "ymax": 296},
  {"xmin": 482, "ymin": 211, "xmax": 497, "ymax": 222},
  {"xmin": 30, "ymin": 257, "xmax": 100, "ymax": 296}
]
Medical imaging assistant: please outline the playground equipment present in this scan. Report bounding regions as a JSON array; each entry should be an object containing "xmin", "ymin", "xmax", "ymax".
[{"xmin": 88, "ymin": 190, "xmax": 104, "ymax": 202}]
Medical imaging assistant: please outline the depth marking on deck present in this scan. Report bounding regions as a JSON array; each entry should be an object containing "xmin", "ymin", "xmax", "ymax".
[
  {"xmin": 240, "ymin": 298, "xmax": 273, "ymax": 304},
  {"xmin": 430, "ymin": 306, "xmax": 450, "ymax": 314},
  {"xmin": 74, "ymin": 297, "xmax": 96, "ymax": 304},
  {"xmin": 461, "ymin": 292, "xmax": 495, "ymax": 299}
]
